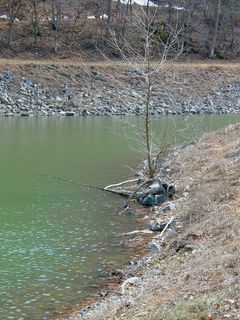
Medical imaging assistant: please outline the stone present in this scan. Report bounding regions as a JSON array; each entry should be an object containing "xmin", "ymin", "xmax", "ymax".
[
  {"xmin": 155, "ymin": 193, "xmax": 168, "ymax": 205},
  {"xmin": 24, "ymin": 79, "xmax": 33, "ymax": 87},
  {"xmin": 148, "ymin": 183, "xmax": 163, "ymax": 195},
  {"xmin": 1, "ymin": 70, "xmax": 13, "ymax": 81},
  {"xmin": 0, "ymin": 96, "xmax": 9, "ymax": 104},
  {"xmin": 140, "ymin": 194, "xmax": 156, "ymax": 206},
  {"xmin": 21, "ymin": 112, "xmax": 29, "ymax": 117},
  {"xmin": 66, "ymin": 111, "xmax": 75, "ymax": 116},
  {"xmin": 150, "ymin": 240, "xmax": 161, "ymax": 252},
  {"xmin": 56, "ymin": 96, "xmax": 63, "ymax": 103},
  {"xmin": 108, "ymin": 269, "xmax": 123, "ymax": 278},
  {"xmin": 125, "ymin": 210, "xmax": 138, "ymax": 216},
  {"xmin": 162, "ymin": 202, "xmax": 175, "ymax": 212},
  {"xmin": 163, "ymin": 229, "xmax": 178, "ymax": 240},
  {"xmin": 138, "ymin": 183, "xmax": 175, "ymax": 207},
  {"xmin": 150, "ymin": 220, "xmax": 161, "ymax": 231}
]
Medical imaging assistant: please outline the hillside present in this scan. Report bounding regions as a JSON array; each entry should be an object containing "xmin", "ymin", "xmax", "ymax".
[{"xmin": 0, "ymin": 0, "xmax": 239, "ymax": 60}]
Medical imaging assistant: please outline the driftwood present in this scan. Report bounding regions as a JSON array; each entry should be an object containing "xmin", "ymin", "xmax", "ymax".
[
  {"xmin": 122, "ymin": 229, "xmax": 153, "ymax": 236},
  {"xmin": 104, "ymin": 176, "xmax": 171, "ymax": 213},
  {"xmin": 104, "ymin": 179, "xmax": 139, "ymax": 191}
]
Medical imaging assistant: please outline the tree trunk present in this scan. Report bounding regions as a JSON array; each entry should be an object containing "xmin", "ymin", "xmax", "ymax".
[
  {"xmin": 230, "ymin": 0, "xmax": 236, "ymax": 48},
  {"xmin": 209, "ymin": 0, "xmax": 222, "ymax": 58},
  {"xmin": 52, "ymin": 0, "xmax": 61, "ymax": 54},
  {"xmin": 106, "ymin": 0, "xmax": 112, "ymax": 41},
  {"xmin": 32, "ymin": 0, "xmax": 38, "ymax": 46},
  {"xmin": 145, "ymin": 6, "xmax": 154, "ymax": 180},
  {"xmin": 8, "ymin": 23, "xmax": 13, "ymax": 47}
]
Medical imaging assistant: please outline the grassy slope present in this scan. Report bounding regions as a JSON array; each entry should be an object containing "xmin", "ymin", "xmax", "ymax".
[{"xmin": 69, "ymin": 123, "xmax": 240, "ymax": 320}]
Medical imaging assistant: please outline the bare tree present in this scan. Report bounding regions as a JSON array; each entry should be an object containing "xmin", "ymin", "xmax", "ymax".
[
  {"xmin": 30, "ymin": 0, "xmax": 41, "ymax": 46},
  {"xmin": 209, "ymin": 0, "xmax": 222, "ymax": 58},
  {"xmin": 6, "ymin": 0, "xmax": 23, "ymax": 47},
  {"xmin": 51, "ymin": 0, "xmax": 62, "ymax": 54},
  {"xmin": 106, "ymin": 0, "xmax": 113, "ymax": 40},
  {"xmin": 104, "ymin": 2, "xmax": 183, "ymax": 192}
]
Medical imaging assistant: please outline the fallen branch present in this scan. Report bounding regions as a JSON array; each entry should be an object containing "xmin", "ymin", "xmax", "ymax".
[
  {"xmin": 122, "ymin": 229, "xmax": 153, "ymax": 236},
  {"xmin": 119, "ymin": 178, "xmax": 154, "ymax": 213},
  {"xmin": 104, "ymin": 179, "xmax": 139, "ymax": 190}
]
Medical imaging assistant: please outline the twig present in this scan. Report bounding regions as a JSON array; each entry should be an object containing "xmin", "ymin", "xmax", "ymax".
[{"xmin": 154, "ymin": 216, "xmax": 174, "ymax": 239}]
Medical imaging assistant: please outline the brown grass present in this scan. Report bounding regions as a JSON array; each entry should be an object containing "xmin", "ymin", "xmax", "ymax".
[{"xmin": 0, "ymin": 58, "xmax": 239, "ymax": 68}]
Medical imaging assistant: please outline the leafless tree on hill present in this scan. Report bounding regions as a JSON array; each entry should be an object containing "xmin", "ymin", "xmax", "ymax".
[
  {"xmin": 104, "ymin": 3, "xmax": 183, "ymax": 202},
  {"xmin": 6, "ymin": 0, "xmax": 23, "ymax": 47}
]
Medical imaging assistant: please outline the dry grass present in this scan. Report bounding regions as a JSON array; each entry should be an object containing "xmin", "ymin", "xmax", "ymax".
[
  {"xmin": 67, "ymin": 123, "xmax": 240, "ymax": 320},
  {"xmin": 0, "ymin": 58, "xmax": 239, "ymax": 68}
]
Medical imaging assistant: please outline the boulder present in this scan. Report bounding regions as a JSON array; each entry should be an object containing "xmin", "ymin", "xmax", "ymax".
[
  {"xmin": 161, "ymin": 202, "xmax": 175, "ymax": 212},
  {"xmin": 66, "ymin": 111, "xmax": 75, "ymax": 116},
  {"xmin": 140, "ymin": 194, "xmax": 156, "ymax": 206},
  {"xmin": 137, "ymin": 183, "xmax": 175, "ymax": 206},
  {"xmin": 21, "ymin": 112, "xmax": 29, "ymax": 117},
  {"xmin": 150, "ymin": 240, "xmax": 161, "ymax": 252}
]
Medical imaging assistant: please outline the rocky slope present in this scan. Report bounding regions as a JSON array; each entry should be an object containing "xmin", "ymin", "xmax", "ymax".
[{"xmin": 0, "ymin": 61, "xmax": 239, "ymax": 117}]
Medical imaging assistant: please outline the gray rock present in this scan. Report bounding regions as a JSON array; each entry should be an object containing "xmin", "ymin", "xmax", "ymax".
[
  {"xmin": 56, "ymin": 96, "xmax": 63, "ymax": 103},
  {"xmin": 150, "ymin": 220, "xmax": 161, "ymax": 232},
  {"xmin": 1, "ymin": 70, "xmax": 13, "ymax": 81},
  {"xmin": 140, "ymin": 194, "xmax": 156, "ymax": 206},
  {"xmin": 21, "ymin": 112, "xmax": 29, "ymax": 117},
  {"xmin": 161, "ymin": 202, "xmax": 175, "ymax": 212},
  {"xmin": 0, "ymin": 96, "xmax": 9, "ymax": 104},
  {"xmin": 24, "ymin": 79, "xmax": 33, "ymax": 87},
  {"xmin": 150, "ymin": 240, "xmax": 161, "ymax": 252},
  {"xmin": 66, "ymin": 111, "xmax": 75, "ymax": 116},
  {"xmin": 155, "ymin": 193, "xmax": 169, "ymax": 205}
]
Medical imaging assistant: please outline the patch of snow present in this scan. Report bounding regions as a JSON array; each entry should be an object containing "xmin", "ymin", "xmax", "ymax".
[
  {"xmin": 87, "ymin": 15, "xmax": 96, "ymax": 20},
  {"xmin": 63, "ymin": 15, "xmax": 71, "ymax": 20},
  {"xmin": 113, "ymin": 0, "xmax": 157, "ymax": 7},
  {"xmin": 0, "ymin": 15, "xmax": 20, "ymax": 22},
  {"xmin": 172, "ymin": 6, "xmax": 185, "ymax": 10},
  {"xmin": 160, "ymin": 4, "xmax": 186, "ymax": 11},
  {"xmin": 0, "ymin": 14, "xmax": 8, "ymax": 20},
  {"xmin": 134, "ymin": 0, "xmax": 157, "ymax": 6},
  {"xmin": 100, "ymin": 14, "xmax": 108, "ymax": 19}
]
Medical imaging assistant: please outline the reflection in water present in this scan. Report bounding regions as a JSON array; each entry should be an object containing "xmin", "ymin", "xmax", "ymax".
[{"xmin": 0, "ymin": 115, "xmax": 240, "ymax": 319}]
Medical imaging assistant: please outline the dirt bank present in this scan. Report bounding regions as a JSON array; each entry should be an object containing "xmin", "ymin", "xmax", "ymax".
[{"xmin": 67, "ymin": 122, "xmax": 240, "ymax": 320}]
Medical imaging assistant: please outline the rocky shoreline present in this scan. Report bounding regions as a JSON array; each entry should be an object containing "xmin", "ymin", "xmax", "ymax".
[
  {"xmin": 67, "ymin": 123, "xmax": 240, "ymax": 320},
  {"xmin": 0, "ymin": 65, "xmax": 240, "ymax": 117}
]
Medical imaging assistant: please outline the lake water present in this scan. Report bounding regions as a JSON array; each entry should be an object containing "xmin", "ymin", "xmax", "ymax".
[{"xmin": 1, "ymin": 115, "xmax": 240, "ymax": 319}]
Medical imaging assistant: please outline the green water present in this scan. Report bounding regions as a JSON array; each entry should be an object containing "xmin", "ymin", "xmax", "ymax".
[{"xmin": 0, "ymin": 115, "xmax": 240, "ymax": 320}]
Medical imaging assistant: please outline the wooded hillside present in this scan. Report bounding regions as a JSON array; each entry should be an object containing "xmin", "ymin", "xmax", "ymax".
[{"xmin": 0, "ymin": 0, "xmax": 239, "ymax": 59}]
